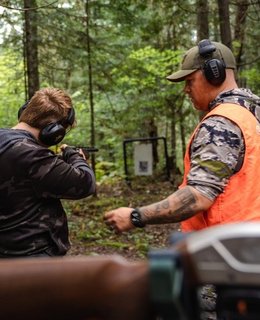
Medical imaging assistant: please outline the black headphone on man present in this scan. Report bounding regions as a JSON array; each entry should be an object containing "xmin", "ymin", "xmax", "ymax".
[
  {"xmin": 198, "ymin": 39, "xmax": 226, "ymax": 86},
  {"xmin": 18, "ymin": 101, "xmax": 75, "ymax": 146}
]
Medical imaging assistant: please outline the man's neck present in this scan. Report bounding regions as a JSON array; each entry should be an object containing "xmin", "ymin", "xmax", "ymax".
[{"xmin": 12, "ymin": 122, "xmax": 40, "ymax": 140}]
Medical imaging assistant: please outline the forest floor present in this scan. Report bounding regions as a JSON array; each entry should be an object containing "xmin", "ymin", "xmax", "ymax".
[{"xmin": 65, "ymin": 175, "xmax": 182, "ymax": 261}]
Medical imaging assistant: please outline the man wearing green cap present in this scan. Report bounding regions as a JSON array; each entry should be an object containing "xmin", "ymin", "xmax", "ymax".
[{"xmin": 104, "ymin": 39, "xmax": 260, "ymax": 234}]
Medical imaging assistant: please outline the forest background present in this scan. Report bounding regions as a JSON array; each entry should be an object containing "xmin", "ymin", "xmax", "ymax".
[{"xmin": 0, "ymin": 0, "xmax": 259, "ymax": 259}]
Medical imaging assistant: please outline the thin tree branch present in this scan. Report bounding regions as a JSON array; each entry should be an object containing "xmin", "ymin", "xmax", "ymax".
[{"xmin": 0, "ymin": 1, "xmax": 58, "ymax": 11}]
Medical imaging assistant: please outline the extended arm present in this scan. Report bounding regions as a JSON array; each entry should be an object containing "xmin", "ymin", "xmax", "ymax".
[
  {"xmin": 104, "ymin": 186, "xmax": 213, "ymax": 233},
  {"xmin": 12, "ymin": 142, "xmax": 96, "ymax": 200},
  {"xmin": 140, "ymin": 186, "xmax": 213, "ymax": 224},
  {"xmin": 104, "ymin": 116, "xmax": 244, "ymax": 233}
]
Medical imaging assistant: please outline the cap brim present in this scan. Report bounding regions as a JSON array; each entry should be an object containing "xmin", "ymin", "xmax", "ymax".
[{"xmin": 166, "ymin": 69, "xmax": 197, "ymax": 82}]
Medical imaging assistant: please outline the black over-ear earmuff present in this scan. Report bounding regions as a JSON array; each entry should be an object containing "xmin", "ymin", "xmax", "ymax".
[
  {"xmin": 18, "ymin": 102, "xmax": 75, "ymax": 146},
  {"xmin": 198, "ymin": 39, "xmax": 226, "ymax": 86},
  {"xmin": 38, "ymin": 106, "xmax": 75, "ymax": 146}
]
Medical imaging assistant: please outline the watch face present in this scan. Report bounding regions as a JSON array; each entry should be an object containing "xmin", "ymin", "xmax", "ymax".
[{"xmin": 131, "ymin": 209, "xmax": 145, "ymax": 228}]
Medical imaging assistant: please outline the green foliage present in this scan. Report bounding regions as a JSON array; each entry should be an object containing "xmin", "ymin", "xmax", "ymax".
[
  {"xmin": 95, "ymin": 160, "xmax": 123, "ymax": 182},
  {"xmin": 107, "ymin": 46, "xmax": 183, "ymax": 137},
  {"xmin": 0, "ymin": 0, "xmax": 259, "ymax": 184},
  {"xmin": 0, "ymin": 48, "xmax": 25, "ymax": 127},
  {"xmin": 240, "ymin": 68, "xmax": 260, "ymax": 95},
  {"xmin": 114, "ymin": 46, "xmax": 181, "ymax": 90},
  {"xmin": 0, "ymin": 0, "xmax": 258, "ymax": 262}
]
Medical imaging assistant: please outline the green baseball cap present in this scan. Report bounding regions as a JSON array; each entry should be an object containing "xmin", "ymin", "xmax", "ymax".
[{"xmin": 167, "ymin": 41, "xmax": 236, "ymax": 82}]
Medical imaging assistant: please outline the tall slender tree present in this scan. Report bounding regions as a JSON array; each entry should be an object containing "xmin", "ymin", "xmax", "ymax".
[
  {"xmin": 233, "ymin": 0, "xmax": 249, "ymax": 70},
  {"xmin": 84, "ymin": 0, "xmax": 96, "ymax": 173},
  {"xmin": 197, "ymin": 0, "xmax": 209, "ymax": 40},
  {"xmin": 217, "ymin": 0, "xmax": 232, "ymax": 48},
  {"xmin": 23, "ymin": 0, "xmax": 39, "ymax": 98}
]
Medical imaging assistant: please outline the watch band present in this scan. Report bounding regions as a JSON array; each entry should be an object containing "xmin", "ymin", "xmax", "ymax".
[{"xmin": 130, "ymin": 208, "xmax": 145, "ymax": 228}]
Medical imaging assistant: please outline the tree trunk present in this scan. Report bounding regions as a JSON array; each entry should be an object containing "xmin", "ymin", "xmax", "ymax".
[
  {"xmin": 217, "ymin": 0, "xmax": 232, "ymax": 48},
  {"xmin": 196, "ymin": 0, "xmax": 209, "ymax": 120},
  {"xmin": 85, "ymin": 0, "xmax": 96, "ymax": 176},
  {"xmin": 166, "ymin": 95, "xmax": 183, "ymax": 181},
  {"xmin": 234, "ymin": 0, "xmax": 249, "ymax": 71},
  {"xmin": 196, "ymin": 0, "xmax": 209, "ymax": 41},
  {"xmin": 23, "ymin": 0, "xmax": 40, "ymax": 99},
  {"xmin": 170, "ymin": 101, "xmax": 177, "ymax": 177},
  {"xmin": 146, "ymin": 119, "xmax": 158, "ymax": 169}
]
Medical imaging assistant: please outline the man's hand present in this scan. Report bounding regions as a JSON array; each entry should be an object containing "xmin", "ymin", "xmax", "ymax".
[
  {"xmin": 104, "ymin": 207, "xmax": 135, "ymax": 233},
  {"xmin": 60, "ymin": 144, "xmax": 87, "ymax": 161},
  {"xmin": 60, "ymin": 144, "xmax": 68, "ymax": 151},
  {"xmin": 77, "ymin": 148, "xmax": 87, "ymax": 160}
]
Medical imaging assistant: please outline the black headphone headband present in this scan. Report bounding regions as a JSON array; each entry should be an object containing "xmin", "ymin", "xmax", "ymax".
[
  {"xmin": 198, "ymin": 39, "xmax": 226, "ymax": 86},
  {"xmin": 17, "ymin": 101, "xmax": 29, "ymax": 120},
  {"xmin": 18, "ymin": 102, "xmax": 75, "ymax": 146},
  {"xmin": 65, "ymin": 107, "xmax": 75, "ymax": 126}
]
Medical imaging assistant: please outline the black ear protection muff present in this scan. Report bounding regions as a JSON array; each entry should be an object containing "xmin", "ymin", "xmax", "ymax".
[
  {"xmin": 38, "ymin": 106, "xmax": 75, "ymax": 146},
  {"xmin": 198, "ymin": 39, "xmax": 226, "ymax": 86},
  {"xmin": 18, "ymin": 102, "xmax": 75, "ymax": 146}
]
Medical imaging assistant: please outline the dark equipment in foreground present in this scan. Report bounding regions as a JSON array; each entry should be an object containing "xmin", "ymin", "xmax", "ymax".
[
  {"xmin": 0, "ymin": 255, "xmax": 151, "ymax": 320},
  {"xmin": 149, "ymin": 222, "xmax": 260, "ymax": 320},
  {"xmin": 0, "ymin": 223, "xmax": 259, "ymax": 320}
]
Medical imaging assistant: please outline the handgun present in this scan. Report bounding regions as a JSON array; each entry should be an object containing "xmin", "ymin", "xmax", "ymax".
[{"xmin": 71, "ymin": 146, "xmax": 99, "ymax": 153}]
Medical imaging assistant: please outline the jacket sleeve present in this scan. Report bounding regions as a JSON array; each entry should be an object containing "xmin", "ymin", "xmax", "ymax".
[
  {"xmin": 187, "ymin": 115, "xmax": 244, "ymax": 201},
  {"xmin": 14, "ymin": 142, "xmax": 96, "ymax": 200}
]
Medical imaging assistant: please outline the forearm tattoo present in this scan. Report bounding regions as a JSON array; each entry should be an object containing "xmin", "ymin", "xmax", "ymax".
[{"xmin": 141, "ymin": 187, "xmax": 198, "ymax": 224}]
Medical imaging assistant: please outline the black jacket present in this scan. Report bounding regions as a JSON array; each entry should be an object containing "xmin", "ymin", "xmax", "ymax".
[{"xmin": 0, "ymin": 128, "xmax": 96, "ymax": 257}]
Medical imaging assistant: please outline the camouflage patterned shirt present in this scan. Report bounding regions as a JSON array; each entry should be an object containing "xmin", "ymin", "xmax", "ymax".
[
  {"xmin": 187, "ymin": 88, "xmax": 260, "ymax": 201},
  {"xmin": 0, "ymin": 129, "xmax": 96, "ymax": 257}
]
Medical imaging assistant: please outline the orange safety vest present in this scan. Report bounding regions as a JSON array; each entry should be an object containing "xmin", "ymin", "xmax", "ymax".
[{"xmin": 180, "ymin": 103, "xmax": 260, "ymax": 232}]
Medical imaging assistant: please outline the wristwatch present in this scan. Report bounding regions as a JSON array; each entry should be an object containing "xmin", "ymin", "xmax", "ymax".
[{"xmin": 130, "ymin": 208, "xmax": 145, "ymax": 228}]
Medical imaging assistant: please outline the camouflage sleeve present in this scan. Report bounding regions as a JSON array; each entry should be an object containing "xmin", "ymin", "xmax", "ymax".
[{"xmin": 187, "ymin": 116, "xmax": 245, "ymax": 201}]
